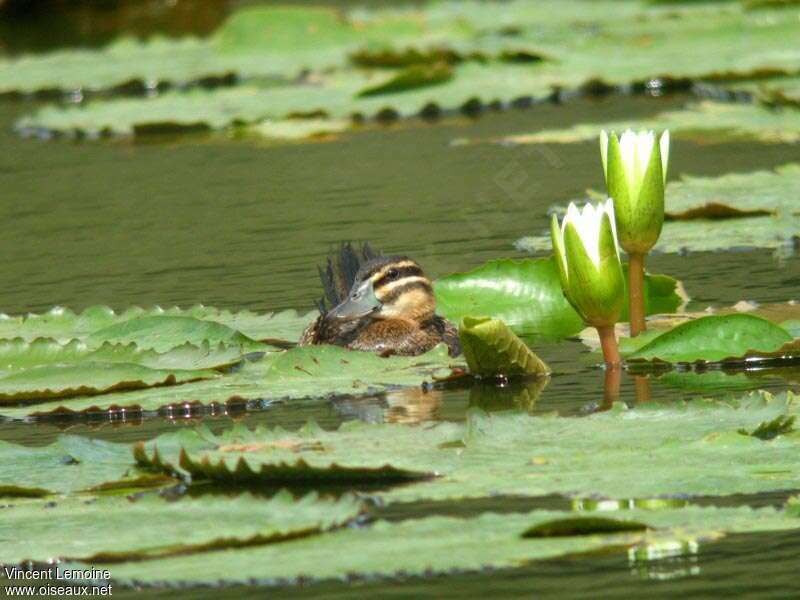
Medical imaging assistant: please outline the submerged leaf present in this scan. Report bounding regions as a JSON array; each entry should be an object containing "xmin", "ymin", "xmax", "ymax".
[{"xmin": 459, "ymin": 316, "xmax": 550, "ymax": 377}]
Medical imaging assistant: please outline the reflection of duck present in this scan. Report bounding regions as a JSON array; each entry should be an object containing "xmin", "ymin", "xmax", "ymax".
[{"xmin": 299, "ymin": 245, "xmax": 461, "ymax": 357}]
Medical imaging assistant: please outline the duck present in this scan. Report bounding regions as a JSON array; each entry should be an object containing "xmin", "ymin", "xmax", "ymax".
[{"xmin": 299, "ymin": 244, "xmax": 461, "ymax": 357}]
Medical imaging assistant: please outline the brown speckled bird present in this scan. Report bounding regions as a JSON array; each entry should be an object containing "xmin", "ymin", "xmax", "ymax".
[{"xmin": 299, "ymin": 245, "xmax": 461, "ymax": 357}]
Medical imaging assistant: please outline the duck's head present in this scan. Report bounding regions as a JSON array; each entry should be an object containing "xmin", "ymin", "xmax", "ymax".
[{"xmin": 325, "ymin": 256, "xmax": 435, "ymax": 323}]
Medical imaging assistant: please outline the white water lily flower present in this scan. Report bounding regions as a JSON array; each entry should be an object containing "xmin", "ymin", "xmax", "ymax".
[
  {"xmin": 550, "ymin": 199, "xmax": 625, "ymax": 328},
  {"xmin": 600, "ymin": 129, "xmax": 669, "ymax": 254}
]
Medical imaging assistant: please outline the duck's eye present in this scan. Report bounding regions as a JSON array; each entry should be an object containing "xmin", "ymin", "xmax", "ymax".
[{"xmin": 386, "ymin": 268, "xmax": 399, "ymax": 280}]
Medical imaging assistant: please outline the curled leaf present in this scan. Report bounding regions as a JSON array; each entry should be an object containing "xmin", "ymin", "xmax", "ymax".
[{"xmin": 459, "ymin": 316, "xmax": 550, "ymax": 378}]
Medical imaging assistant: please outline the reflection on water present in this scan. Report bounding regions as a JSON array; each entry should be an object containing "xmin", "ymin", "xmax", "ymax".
[{"xmin": 628, "ymin": 540, "xmax": 702, "ymax": 582}]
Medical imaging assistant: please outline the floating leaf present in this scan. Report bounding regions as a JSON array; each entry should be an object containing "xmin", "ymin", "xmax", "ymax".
[
  {"xmin": 0, "ymin": 491, "xmax": 361, "ymax": 565},
  {"xmin": 0, "ymin": 305, "xmax": 315, "ymax": 345},
  {"xmin": 357, "ymin": 63, "xmax": 453, "ymax": 97},
  {"xmin": 497, "ymin": 102, "xmax": 800, "ymax": 146},
  {"xmin": 249, "ymin": 118, "xmax": 350, "ymax": 140},
  {"xmin": 434, "ymin": 258, "xmax": 685, "ymax": 339},
  {"xmin": 0, "ymin": 436, "xmax": 162, "ymax": 497},
  {"xmin": 517, "ymin": 164, "xmax": 800, "ymax": 254},
  {"xmin": 459, "ymin": 316, "xmax": 550, "ymax": 377},
  {"xmin": 0, "ymin": 344, "xmax": 462, "ymax": 419},
  {"xmin": 665, "ymin": 202, "xmax": 773, "ymax": 221},
  {"xmin": 628, "ymin": 314, "xmax": 793, "ymax": 364},
  {"xmin": 130, "ymin": 391, "xmax": 800, "ymax": 502},
  {"xmin": 86, "ymin": 504, "xmax": 800, "ymax": 585},
  {"xmin": 0, "ymin": 363, "xmax": 217, "ymax": 403},
  {"xmin": 86, "ymin": 315, "xmax": 262, "ymax": 353},
  {"xmin": 134, "ymin": 420, "xmax": 456, "ymax": 486},
  {"xmin": 0, "ymin": 338, "xmax": 244, "ymax": 376},
  {"xmin": 522, "ymin": 516, "xmax": 649, "ymax": 538}
]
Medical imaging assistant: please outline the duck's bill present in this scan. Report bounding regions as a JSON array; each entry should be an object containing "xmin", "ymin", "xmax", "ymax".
[{"xmin": 326, "ymin": 280, "xmax": 380, "ymax": 320}]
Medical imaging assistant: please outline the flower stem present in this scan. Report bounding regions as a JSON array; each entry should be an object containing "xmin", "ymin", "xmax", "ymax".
[
  {"xmin": 596, "ymin": 325, "xmax": 622, "ymax": 368},
  {"xmin": 628, "ymin": 252, "xmax": 646, "ymax": 337}
]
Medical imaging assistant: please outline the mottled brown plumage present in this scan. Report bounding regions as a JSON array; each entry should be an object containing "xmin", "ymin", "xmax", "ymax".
[{"xmin": 299, "ymin": 249, "xmax": 461, "ymax": 357}]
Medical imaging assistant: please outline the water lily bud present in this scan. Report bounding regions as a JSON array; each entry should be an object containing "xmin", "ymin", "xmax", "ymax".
[
  {"xmin": 550, "ymin": 199, "xmax": 625, "ymax": 328},
  {"xmin": 600, "ymin": 129, "xmax": 669, "ymax": 254}
]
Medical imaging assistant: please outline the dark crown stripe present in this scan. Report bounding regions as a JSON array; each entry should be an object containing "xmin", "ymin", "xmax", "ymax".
[
  {"xmin": 379, "ymin": 280, "xmax": 433, "ymax": 304},
  {"xmin": 373, "ymin": 265, "xmax": 424, "ymax": 289}
]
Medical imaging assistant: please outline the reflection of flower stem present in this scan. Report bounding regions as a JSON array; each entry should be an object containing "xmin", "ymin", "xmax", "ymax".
[
  {"xmin": 596, "ymin": 325, "xmax": 621, "ymax": 367},
  {"xmin": 634, "ymin": 375, "xmax": 651, "ymax": 403},
  {"xmin": 628, "ymin": 252, "xmax": 647, "ymax": 336},
  {"xmin": 629, "ymin": 252, "xmax": 646, "ymax": 336}
]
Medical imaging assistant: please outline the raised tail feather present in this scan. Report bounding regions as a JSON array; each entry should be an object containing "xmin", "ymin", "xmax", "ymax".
[{"xmin": 316, "ymin": 242, "xmax": 379, "ymax": 314}]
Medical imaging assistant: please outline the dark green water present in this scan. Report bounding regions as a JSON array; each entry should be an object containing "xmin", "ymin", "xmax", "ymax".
[{"xmin": 2, "ymin": 89, "xmax": 800, "ymax": 597}]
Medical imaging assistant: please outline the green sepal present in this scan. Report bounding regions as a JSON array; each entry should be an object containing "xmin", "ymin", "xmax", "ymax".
[{"xmin": 562, "ymin": 218, "xmax": 624, "ymax": 328}]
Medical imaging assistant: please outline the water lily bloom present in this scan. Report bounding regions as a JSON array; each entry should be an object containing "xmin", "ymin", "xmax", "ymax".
[
  {"xmin": 600, "ymin": 129, "xmax": 669, "ymax": 254},
  {"xmin": 551, "ymin": 199, "xmax": 625, "ymax": 366},
  {"xmin": 600, "ymin": 129, "xmax": 669, "ymax": 337}
]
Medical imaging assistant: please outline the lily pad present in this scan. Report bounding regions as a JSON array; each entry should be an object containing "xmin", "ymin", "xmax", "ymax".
[
  {"xmin": 134, "ymin": 419, "xmax": 458, "ymax": 486},
  {"xmin": 0, "ymin": 435, "xmax": 161, "ymax": 497},
  {"xmin": 628, "ymin": 314, "xmax": 793, "ymax": 364},
  {"xmin": 0, "ymin": 338, "xmax": 245, "ymax": 376},
  {"xmin": 0, "ymin": 491, "xmax": 362, "ymax": 565},
  {"xmin": 0, "ymin": 305, "xmax": 315, "ymax": 345},
  {"xmin": 496, "ymin": 101, "xmax": 800, "ymax": 146},
  {"xmin": 86, "ymin": 315, "xmax": 262, "ymax": 353},
  {"xmin": 0, "ymin": 362, "xmax": 217, "ymax": 403},
  {"xmin": 517, "ymin": 164, "xmax": 800, "ymax": 255},
  {"xmin": 0, "ymin": 344, "xmax": 463, "ymax": 419},
  {"xmin": 84, "ymin": 504, "xmax": 800, "ymax": 585},
  {"xmin": 132, "ymin": 391, "xmax": 800, "ymax": 502},
  {"xmin": 459, "ymin": 316, "xmax": 550, "ymax": 377},
  {"xmin": 434, "ymin": 257, "xmax": 686, "ymax": 339},
  {"xmin": 357, "ymin": 63, "xmax": 454, "ymax": 97}
]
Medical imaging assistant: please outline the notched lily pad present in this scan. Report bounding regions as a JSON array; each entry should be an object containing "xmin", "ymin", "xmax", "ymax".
[
  {"xmin": 0, "ymin": 491, "xmax": 362, "ymax": 565},
  {"xmin": 459, "ymin": 316, "xmax": 550, "ymax": 378},
  {"xmin": 133, "ymin": 422, "xmax": 440, "ymax": 487},
  {"xmin": 665, "ymin": 202, "xmax": 773, "ymax": 221},
  {"xmin": 0, "ymin": 362, "xmax": 217, "ymax": 403},
  {"xmin": 522, "ymin": 516, "xmax": 650, "ymax": 538}
]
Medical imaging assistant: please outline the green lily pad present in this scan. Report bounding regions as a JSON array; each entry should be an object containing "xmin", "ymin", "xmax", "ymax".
[
  {"xmin": 86, "ymin": 315, "xmax": 262, "ymax": 353},
  {"xmin": 357, "ymin": 63, "xmax": 454, "ymax": 97},
  {"xmin": 0, "ymin": 435, "xmax": 163, "ymax": 497},
  {"xmin": 0, "ymin": 338, "xmax": 245, "ymax": 376},
  {"xmin": 628, "ymin": 314, "xmax": 793, "ymax": 364},
  {"xmin": 434, "ymin": 257, "xmax": 685, "ymax": 339},
  {"xmin": 0, "ymin": 491, "xmax": 362, "ymax": 565},
  {"xmin": 0, "ymin": 344, "xmax": 463, "ymax": 419},
  {"xmin": 459, "ymin": 316, "xmax": 550, "ymax": 377},
  {"xmin": 0, "ymin": 362, "xmax": 217, "ymax": 403},
  {"xmin": 522, "ymin": 516, "xmax": 649, "ymax": 538},
  {"xmin": 134, "ymin": 419, "xmax": 458, "ymax": 485},
  {"xmin": 82, "ymin": 504, "xmax": 800, "ymax": 585},
  {"xmin": 132, "ymin": 391, "xmax": 800, "ymax": 502},
  {"xmin": 496, "ymin": 101, "xmax": 800, "ymax": 146},
  {"xmin": 517, "ymin": 164, "xmax": 800, "ymax": 255},
  {"xmin": 0, "ymin": 305, "xmax": 315, "ymax": 345}
]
